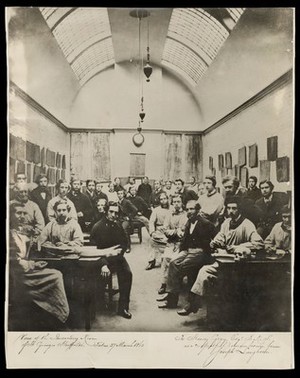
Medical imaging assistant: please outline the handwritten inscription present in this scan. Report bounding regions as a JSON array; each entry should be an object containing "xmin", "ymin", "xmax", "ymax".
[
  {"xmin": 15, "ymin": 333, "xmax": 144, "ymax": 355},
  {"xmin": 174, "ymin": 333, "xmax": 280, "ymax": 367}
]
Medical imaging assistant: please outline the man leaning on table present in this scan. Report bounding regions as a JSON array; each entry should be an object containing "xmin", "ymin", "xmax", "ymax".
[
  {"xmin": 38, "ymin": 199, "xmax": 83, "ymax": 251},
  {"xmin": 177, "ymin": 196, "xmax": 264, "ymax": 316}
]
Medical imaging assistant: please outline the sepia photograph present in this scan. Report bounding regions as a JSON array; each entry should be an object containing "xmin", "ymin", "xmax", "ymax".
[{"xmin": 6, "ymin": 7, "xmax": 294, "ymax": 368}]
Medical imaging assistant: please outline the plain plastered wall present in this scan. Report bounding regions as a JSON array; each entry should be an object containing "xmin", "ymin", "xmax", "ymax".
[
  {"xmin": 7, "ymin": 7, "xmax": 79, "ymax": 126},
  {"xmin": 68, "ymin": 62, "xmax": 203, "ymax": 131}
]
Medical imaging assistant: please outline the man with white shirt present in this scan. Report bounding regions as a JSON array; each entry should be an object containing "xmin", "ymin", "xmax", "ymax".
[
  {"xmin": 124, "ymin": 177, "xmax": 138, "ymax": 196},
  {"xmin": 156, "ymin": 195, "xmax": 188, "ymax": 295},
  {"xmin": 38, "ymin": 199, "xmax": 83, "ymax": 252},
  {"xmin": 157, "ymin": 200, "xmax": 215, "ymax": 309},
  {"xmin": 145, "ymin": 192, "xmax": 170, "ymax": 270},
  {"xmin": 10, "ymin": 182, "xmax": 45, "ymax": 237},
  {"xmin": 47, "ymin": 179, "xmax": 77, "ymax": 222},
  {"xmin": 197, "ymin": 175, "xmax": 224, "ymax": 226}
]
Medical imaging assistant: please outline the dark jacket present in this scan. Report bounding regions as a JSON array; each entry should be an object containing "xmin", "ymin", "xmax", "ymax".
[
  {"xmin": 67, "ymin": 191, "xmax": 95, "ymax": 230},
  {"xmin": 137, "ymin": 183, "xmax": 152, "ymax": 205},
  {"xmin": 128, "ymin": 195, "xmax": 149, "ymax": 217},
  {"xmin": 255, "ymin": 192, "xmax": 288, "ymax": 234},
  {"xmin": 119, "ymin": 198, "xmax": 138, "ymax": 220},
  {"xmin": 94, "ymin": 192, "xmax": 108, "ymax": 203},
  {"xmin": 180, "ymin": 215, "xmax": 216, "ymax": 253},
  {"xmin": 150, "ymin": 189, "xmax": 165, "ymax": 208},
  {"xmin": 30, "ymin": 187, "xmax": 52, "ymax": 223},
  {"xmin": 90, "ymin": 217, "xmax": 128, "ymax": 267},
  {"xmin": 246, "ymin": 186, "xmax": 262, "ymax": 202},
  {"xmin": 178, "ymin": 188, "xmax": 198, "ymax": 207}
]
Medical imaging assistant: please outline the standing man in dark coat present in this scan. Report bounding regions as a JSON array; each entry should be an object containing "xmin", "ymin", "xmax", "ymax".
[
  {"xmin": 67, "ymin": 179, "xmax": 95, "ymax": 232},
  {"xmin": 90, "ymin": 202, "xmax": 133, "ymax": 319},
  {"xmin": 30, "ymin": 174, "xmax": 52, "ymax": 223},
  {"xmin": 246, "ymin": 176, "xmax": 262, "ymax": 202},
  {"xmin": 117, "ymin": 189, "xmax": 138, "ymax": 251},
  {"xmin": 137, "ymin": 176, "xmax": 152, "ymax": 206}
]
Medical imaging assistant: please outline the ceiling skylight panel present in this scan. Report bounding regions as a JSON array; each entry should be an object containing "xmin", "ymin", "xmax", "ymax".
[
  {"xmin": 40, "ymin": 8, "xmax": 74, "ymax": 29},
  {"xmin": 39, "ymin": 7, "xmax": 57, "ymax": 20},
  {"xmin": 53, "ymin": 8, "xmax": 111, "ymax": 60},
  {"xmin": 162, "ymin": 7, "xmax": 243, "ymax": 86},
  {"xmin": 163, "ymin": 38, "xmax": 207, "ymax": 85},
  {"xmin": 226, "ymin": 8, "xmax": 245, "ymax": 22},
  {"xmin": 78, "ymin": 61, "xmax": 115, "ymax": 86},
  {"xmin": 71, "ymin": 38, "xmax": 114, "ymax": 77}
]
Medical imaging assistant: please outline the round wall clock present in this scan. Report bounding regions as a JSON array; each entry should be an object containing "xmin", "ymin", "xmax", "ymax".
[{"xmin": 132, "ymin": 132, "xmax": 144, "ymax": 147}]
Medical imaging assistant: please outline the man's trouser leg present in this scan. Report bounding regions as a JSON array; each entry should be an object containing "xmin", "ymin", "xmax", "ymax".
[
  {"xmin": 109, "ymin": 255, "xmax": 133, "ymax": 311},
  {"xmin": 134, "ymin": 215, "xmax": 150, "ymax": 233},
  {"xmin": 161, "ymin": 243, "xmax": 180, "ymax": 284},
  {"xmin": 167, "ymin": 249, "xmax": 209, "ymax": 294},
  {"xmin": 121, "ymin": 220, "xmax": 132, "ymax": 249},
  {"xmin": 191, "ymin": 261, "xmax": 219, "ymax": 297}
]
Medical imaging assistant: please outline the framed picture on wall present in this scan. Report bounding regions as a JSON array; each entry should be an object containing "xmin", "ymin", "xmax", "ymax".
[
  {"xmin": 238, "ymin": 146, "xmax": 246, "ymax": 166},
  {"xmin": 225, "ymin": 152, "xmax": 232, "ymax": 169},
  {"xmin": 249, "ymin": 143, "xmax": 258, "ymax": 168},
  {"xmin": 240, "ymin": 166, "xmax": 249, "ymax": 187},
  {"xmin": 16, "ymin": 137, "xmax": 26, "ymax": 161},
  {"xmin": 218, "ymin": 154, "xmax": 224, "ymax": 170},
  {"xmin": 234, "ymin": 164, "xmax": 240, "ymax": 180},
  {"xmin": 130, "ymin": 153, "xmax": 146, "ymax": 177},
  {"xmin": 259, "ymin": 160, "xmax": 271, "ymax": 181},
  {"xmin": 267, "ymin": 136, "xmax": 278, "ymax": 161},
  {"xmin": 276, "ymin": 156, "xmax": 290, "ymax": 182}
]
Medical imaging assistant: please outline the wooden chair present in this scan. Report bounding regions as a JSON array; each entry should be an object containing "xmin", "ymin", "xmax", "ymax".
[{"xmin": 131, "ymin": 220, "xmax": 143, "ymax": 243}]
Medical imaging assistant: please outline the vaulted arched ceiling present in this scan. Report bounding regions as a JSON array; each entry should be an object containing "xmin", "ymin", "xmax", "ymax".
[{"xmin": 39, "ymin": 7, "xmax": 245, "ymax": 88}]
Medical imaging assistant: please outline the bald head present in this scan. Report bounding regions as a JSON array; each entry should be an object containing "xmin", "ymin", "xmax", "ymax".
[{"xmin": 15, "ymin": 182, "xmax": 29, "ymax": 203}]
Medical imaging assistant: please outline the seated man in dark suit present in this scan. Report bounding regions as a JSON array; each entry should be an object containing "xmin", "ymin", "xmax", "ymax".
[
  {"xmin": 177, "ymin": 196, "xmax": 264, "ymax": 316},
  {"xmin": 255, "ymin": 180, "xmax": 288, "ymax": 239},
  {"xmin": 30, "ymin": 174, "xmax": 52, "ymax": 223},
  {"xmin": 128, "ymin": 186, "xmax": 150, "ymax": 231},
  {"xmin": 157, "ymin": 200, "xmax": 215, "ymax": 309},
  {"xmin": 90, "ymin": 202, "xmax": 133, "ymax": 319}
]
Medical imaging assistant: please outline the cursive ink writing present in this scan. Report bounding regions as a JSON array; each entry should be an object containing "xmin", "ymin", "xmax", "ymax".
[
  {"xmin": 14, "ymin": 333, "xmax": 144, "ymax": 355},
  {"xmin": 174, "ymin": 334, "xmax": 280, "ymax": 367}
]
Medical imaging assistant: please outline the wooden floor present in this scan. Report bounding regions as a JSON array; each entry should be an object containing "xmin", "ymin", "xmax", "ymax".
[{"xmin": 71, "ymin": 229, "xmax": 208, "ymax": 332}]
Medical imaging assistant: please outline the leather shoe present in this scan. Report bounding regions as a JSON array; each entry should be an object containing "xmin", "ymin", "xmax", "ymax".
[
  {"xmin": 158, "ymin": 284, "xmax": 166, "ymax": 295},
  {"xmin": 156, "ymin": 293, "xmax": 169, "ymax": 302},
  {"xmin": 145, "ymin": 259, "xmax": 156, "ymax": 270},
  {"xmin": 177, "ymin": 304, "xmax": 198, "ymax": 316},
  {"xmin": 118, "ymin": 309, "xmax": 132, "ymax": 319},
  {"xmin": 158, "ymin": 302, "xmax": 177, "ymax": 309}
]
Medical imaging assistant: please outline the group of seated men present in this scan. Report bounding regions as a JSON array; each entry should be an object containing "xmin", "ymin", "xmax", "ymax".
[{"xmin": 8, "ymin": 171, "xmax": 291, "ymax": 328}]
